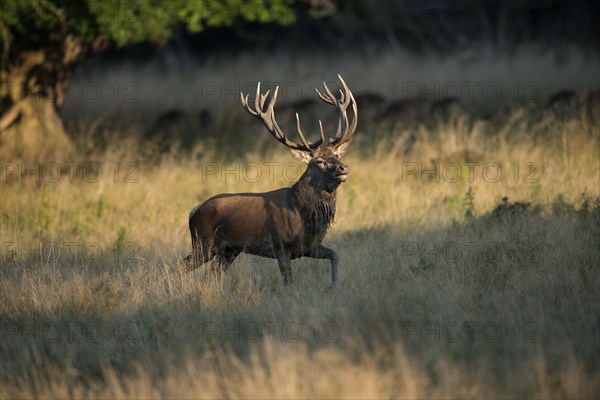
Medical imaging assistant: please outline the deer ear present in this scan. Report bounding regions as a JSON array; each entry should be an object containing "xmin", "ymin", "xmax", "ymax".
[
  {"xmin": 332, "ymin": 141, "xmax": 351, "ymax": 158},
  {"xmin": 289, "ymin": 149, "xmax": 312, "ymax": 164}
]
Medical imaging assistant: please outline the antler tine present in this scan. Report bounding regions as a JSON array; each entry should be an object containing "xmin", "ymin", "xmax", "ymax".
[
  {"xmin": 332, "ymin": 93, "xmax": 347, "ymax": 139},
  {"xmin": 294, "ymin": 113, "xmax": 325, "ymax": 149},
  {"xmin": 240, "ymin": 83, "xmax": 314, "ymax": 153},
  {"xmin": 318, "ymin": 120, "xmax": 325, "ymax": 144},
  {"xmin": 338, "ymin": 74, "xmax": 358, "ymax": 138},
  {"xmin": 324, "ymin": 81, "xmax": 337, "ymax": 102},
  {"xmin": 315, "ymin": 74, "xmax": 358, "ymax": 149},
  {"xmin": 315, "ymin": 81, "xmax": 343, "ymax": 138},
  {"xmin": 269, "ymin": 84, "xmax": 279, "ymax": 111},
  {"xmin": 331, "ymin": 104, "xmax": 346, "ymax": 140},
  {"xmin": 268, "ymin": 86, "xmax": 293, "ymax": 146},
  {"xmin": 259, "ymin": 90, "xmax": 270, "ymax": 110},
  {"xmin": 267, "ymin": 86, "xmax": 300, "ymax": 147},
  {"xmin": 266, "ymin": 85, "xmax": 279, "ymax": 131},
  {"xmin": 315, "ymin": 80, "xmax": 336, "ymax": 105},
  {"xmin": 338, "ymin": 89, "xmax": 346, "ymax": 104},
  {"xmin": 325, "ymin": 80, "xmax": 338, "ymax": 104},
  {"xmin": 240, "ymin": 93, "xmax": 256, "ymax": 116},
  {"xmin": 315, "ymin": 89, "xmax": 329, "ymax": 104},
  {"xmin": 254, "ymin": 82, "xmax": 265, "ymax": 118},
  {"xmin": 294, "ymin": 113, "xmax": 313, "ymax": 149}
]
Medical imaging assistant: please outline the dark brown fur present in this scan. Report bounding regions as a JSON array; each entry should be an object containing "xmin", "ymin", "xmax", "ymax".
[
  {"xmin": 185, "ymin": 149, "xmax": 347, "ymax": 287},
  {"xmin": 185, "ymin": 75, "xmax": 357, "ymax": 288}
]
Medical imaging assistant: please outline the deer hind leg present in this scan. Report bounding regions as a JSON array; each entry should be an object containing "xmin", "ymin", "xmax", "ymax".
[
  {"xmin": 184, "ymin": 230, "xmax": 216, "ymax": 272},
  {"xmin": 307, "ymin": 244, "xmax": 339, "ymax": 287},
  {"xmin": 276, "ymin": 251, "xmax": 293, "ymax": 286},
  {"xmin": 211, "ymin": 247, "xmax": 240, "ymax": 276}
]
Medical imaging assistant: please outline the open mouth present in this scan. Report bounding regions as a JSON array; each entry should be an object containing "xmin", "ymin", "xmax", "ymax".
[{"xmin": 336, "ymin": 173, "xmax": 348, "ymax": 182}]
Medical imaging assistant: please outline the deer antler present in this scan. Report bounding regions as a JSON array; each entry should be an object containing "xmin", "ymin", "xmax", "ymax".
[
  {"xmin": 240, "ymin": 83, "xmax": 322, "ymax": 153},
  {"xmin": 315, "ymin": 74, "xmax": 358, "ymax": 150},
  {"xmin": 241, "ymin": 76, "xmax": 357, "ymax": 159}
]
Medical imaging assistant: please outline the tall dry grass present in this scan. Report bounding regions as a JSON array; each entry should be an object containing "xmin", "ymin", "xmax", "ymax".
[{"xmin": 1, "ymin": 108, "xmax": 599, "ymax": 398}]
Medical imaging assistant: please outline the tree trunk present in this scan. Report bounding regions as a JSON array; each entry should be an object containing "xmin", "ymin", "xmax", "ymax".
[
  {"xmin": 0, "ymin": 97, "xmax": 74, "ymax": 163},
  {"xmin": 1, "ymin": 33, "xmax": 106, "ymax": 163}
]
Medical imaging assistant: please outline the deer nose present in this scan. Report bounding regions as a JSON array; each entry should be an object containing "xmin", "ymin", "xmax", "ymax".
[{"xmin": 337, "ymin": 164, "xmax": 349, "ymax": 174}]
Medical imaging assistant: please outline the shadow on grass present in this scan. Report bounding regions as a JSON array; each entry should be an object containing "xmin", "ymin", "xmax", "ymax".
[{"xmin": 1, "ymin": 196, "xmax": 598, "ymax": 390}]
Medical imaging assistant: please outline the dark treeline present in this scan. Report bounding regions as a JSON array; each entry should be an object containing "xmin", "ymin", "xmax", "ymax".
[{"xmin": 106, "ymin": 0, "xmax": 600, "ymax": 63}]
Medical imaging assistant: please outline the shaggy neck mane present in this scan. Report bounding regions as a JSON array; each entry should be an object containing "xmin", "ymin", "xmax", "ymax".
[{"xmin": 292, "ymin": 174, "xmax": 337, "ymax": 231}]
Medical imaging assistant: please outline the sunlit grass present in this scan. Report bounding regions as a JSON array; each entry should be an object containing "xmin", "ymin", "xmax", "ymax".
[{"xmin": 1, "ymin": 110, "xmax": 599, "ymax": 398}]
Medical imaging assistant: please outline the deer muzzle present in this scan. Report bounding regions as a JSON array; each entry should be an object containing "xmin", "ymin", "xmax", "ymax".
[{"xmin": 336, "ymin": 164, "xmax": 349, "ymax": 182}]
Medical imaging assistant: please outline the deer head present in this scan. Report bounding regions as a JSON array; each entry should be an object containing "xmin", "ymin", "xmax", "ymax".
[{"xmin": 240, "ymin": 75, "xmax": 357, "ymax": 193}]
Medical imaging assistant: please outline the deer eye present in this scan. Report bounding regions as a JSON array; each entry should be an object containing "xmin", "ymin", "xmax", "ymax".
[{"xmin": 315, "ymin": 159, "xmax": 325, "ymax": 166}]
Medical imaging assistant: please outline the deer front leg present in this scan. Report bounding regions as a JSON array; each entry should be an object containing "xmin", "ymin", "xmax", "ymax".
[
  {"xmin": 307, "ymin": 244, "xmax": 339, "ymax": 286},
  {"xmin": 276, "ymin": 251, "xmax": 293, "ymax": 286}
]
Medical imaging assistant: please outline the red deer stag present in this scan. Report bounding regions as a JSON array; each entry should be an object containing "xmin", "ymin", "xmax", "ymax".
[{"xmin": 184, "ymin": 75, "xmax": 357, "ymax": 289}]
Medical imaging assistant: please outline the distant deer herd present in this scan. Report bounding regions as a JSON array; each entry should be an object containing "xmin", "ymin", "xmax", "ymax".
[{"xmin": 150, "ymin": 87, "xmax": 599, "ymax": 146}]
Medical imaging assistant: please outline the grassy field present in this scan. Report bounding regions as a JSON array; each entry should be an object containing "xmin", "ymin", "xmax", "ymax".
[{"xmin": 1, "ymin": 108, "xmax": 599, "ymax": 398}]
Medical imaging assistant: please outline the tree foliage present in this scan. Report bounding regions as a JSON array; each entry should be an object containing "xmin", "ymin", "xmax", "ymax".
[{"xmin": 1, "ymin": 0, "xmax": 296, "ymax": 60}]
